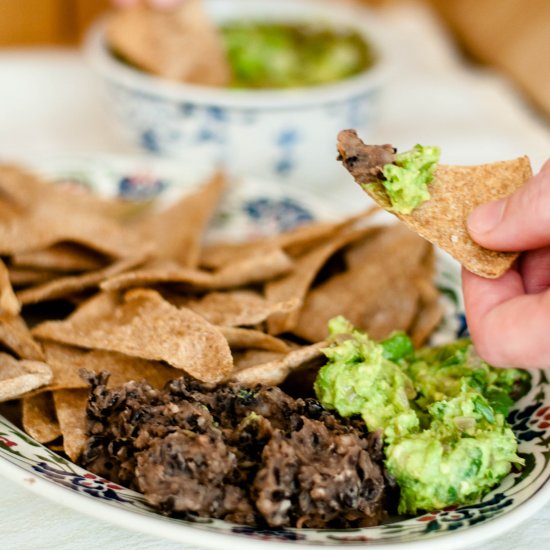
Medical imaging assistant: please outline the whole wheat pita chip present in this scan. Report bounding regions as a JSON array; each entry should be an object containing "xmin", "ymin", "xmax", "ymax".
[
  {"xmin": 0, "ymin": 164, "xmax": 143, "ymax": 219},
  {"xmin": 359, "ymin": 275, "xmax": 420, "ymax": 340},
  {"xmin": 179, "ymin": 290, "xmax": 299, "ymax": 327},
  {"xmin": 337, "ymin": 130, "xmax": 532, "ymax": 278},
  {"xmin": 0, "ymin": 313, "xmax": 44, "ymax": 360},
  {"xmin": 39, "ymin": 341, "xmax": 179, "ymax": 392},
  {"xmin": 101, "ymin": 249, "xmax": 293, "ymax": 292},
  {"xmin": 0, "ymin": 353, "xmax": 52, "ymax": 402},
  {"xmin": 232, "ymin": 349, "xmax": 288, "ymax": 372},
  {"xmin": 67, "ymin": 291, "xmax": 120, "ymax": 324},
  {"xmin": 0, "ymin": 166, "xmax": 153, "ymax": 260},
  {"xmin": 232, "ymin": 342, "xmax": 327, "ymax": 386},
  {"xmin": 0, "ymin": 259, "xmax": 20, "ymax": 315},
  {"xmin": 33, "ymin": 288, "xmax": 233, "ymax": 383},
  {"xmin": 16, "ymin": 253, "xmax": 149, "ymax": 305},
  {"xmin": 12, "ymin": 243, "xmax": 107, "ymax": 273},
  {"xmin": 108, "ymin": 0, "xmax": 231, "ymax": 86},
  {"xmin": 138, "ymin": 171, "xmax": 225, "ymax": 267},
  {"xmin": 200, "ymin": 209, "xmax": 377, "ymax": 269},
  {"xmin": 293, "ymin": 227, "xmax": 430, "ymax": 342},
  {"xmin": 22, "ymin": 392, "xmax": 61, "ymax": 443},
  {"xmin": 53, "ymin": 389, "xmax": 88, "ymax": 461},
  {"xmin": 8, "ymin": 268, "xmax": 59, "ymax": 288},
  {"xmin": 266, "ymin": 225, "xmax": 379, "ymax": 335},
  {"xmin": 219, "ymin": 327, "xmax": 290, "ymax": 353},
  {"xmin": 410, "ymin": 297, "xmax": 444, "ymax": 347}
]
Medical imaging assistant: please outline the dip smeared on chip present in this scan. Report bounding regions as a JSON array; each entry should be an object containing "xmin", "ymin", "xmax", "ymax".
[
  {"xmin": 378, "ymin": 144, "xmax": 440, "ymax": 214},
  {"xmin": 315, "ymin": 317, "xmax": 529, "ymax": 514},
  {"xmin": 337, "ymin": 130, "xmax": 440, "ymax": 214}
]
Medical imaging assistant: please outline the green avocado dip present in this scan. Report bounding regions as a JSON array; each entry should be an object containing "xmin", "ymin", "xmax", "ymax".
[
  {"xmin": 220, "ymin": 23, "xmax": 374, "ymax": 89},
  {"xmin": 314, "ymin": 317, "xmax": 529, "ymax": 515},
  {"xmin": 365, "ymin": 144, "xmax": 441, "ymax": 215}
]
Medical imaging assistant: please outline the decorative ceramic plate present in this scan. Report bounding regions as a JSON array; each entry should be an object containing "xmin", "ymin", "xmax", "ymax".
[{"xmin": 0, "ymin": 156, "xmax": 549, "ymax": 550}]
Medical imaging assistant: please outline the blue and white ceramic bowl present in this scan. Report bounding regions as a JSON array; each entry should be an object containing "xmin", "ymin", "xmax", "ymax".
[{"xmin": 84, "ymin": 0, "xmax": 391, "ymax": 187}]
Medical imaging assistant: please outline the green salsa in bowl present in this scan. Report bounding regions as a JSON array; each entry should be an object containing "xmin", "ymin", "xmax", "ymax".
[{"xmin": 221, "ymin": 22, "xmax": 375, "ymax": 89}]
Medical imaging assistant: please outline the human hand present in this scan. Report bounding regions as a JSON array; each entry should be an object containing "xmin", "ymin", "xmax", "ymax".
[
  {"xmin": 462, "ymin": 160, "xmax": 550, "ymax": 368},
  {"xmin": 113, "ymin": 0, "xmax": 182, "ymax": 8}
]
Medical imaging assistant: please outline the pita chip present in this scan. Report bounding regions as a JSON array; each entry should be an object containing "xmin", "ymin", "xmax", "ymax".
[
  {"xmin": 337, "ymin": 129, "xmax": 532, "ymax": 278},
  {"xmin": 53, "ymin": 389, "xmax": 89, "ymax": 461},
  {"xmin": 12, "ymin": 243, "xmax": 107, "ymax": 273},
  {"xmin": 179, "ymin": 290, "xmax": 299, "ymax": 327},
  {"xmin": 0, "ymin": 313, "xmax": 44, "ymax": 360},
  {"xmin": 0, "ymin": 258, "xmax": 20, "ymax": 315},
  {"xmin": 16, "ymin": 253, "xmax": 149, "ymax": 305},
  {"xmin": 101, "ymin": 249, "xmax": 293, "ymax": 292},
  {"xmin": 232, "ymin": 342, "xmax": 326, "ymax": 386},
  {"xmin": 266, "ymin": 224, "xmax": 378, "ymax": 335},
  {"xmin": 39, "ymin": 341, "xmax": 179, "ymax": 392},
  {"xmin": 33, "ymin": 289, "xmax": 233, "ymax": 383},
  {"xmin": 108, "ymin": 0, "xmax": 231, "ymax": 86},
  {"xmin": 22, "ymin": 392, "xmax": 61, "ymax": 443},
  {"xmin": 0, "ymin": 353, "xmax": 52, "ymax": 402},
  {"xmin": 138, "ymin": 171, "xmax": 225, "ymax": 267}
]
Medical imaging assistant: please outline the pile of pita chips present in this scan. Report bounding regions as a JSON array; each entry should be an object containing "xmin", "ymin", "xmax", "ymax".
[
  {"xmin": 108, "ymin": 0, "xmax": 231, "ymax": 86},
  {"xmin": 337, "ymin": 130, "xmax": 533, "ymax": 278},
  {"xmin": 0, "ymin": 263, "xmax": 52, "ymax": 403},
  {"xmin": 0, "ymin": 163, "xmax": 448, "ymax": 463}
]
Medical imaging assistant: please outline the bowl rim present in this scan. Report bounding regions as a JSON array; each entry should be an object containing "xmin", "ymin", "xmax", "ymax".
[{"xmin": 83, "ymin": 0, "xmax": 392, "ymax": 110}]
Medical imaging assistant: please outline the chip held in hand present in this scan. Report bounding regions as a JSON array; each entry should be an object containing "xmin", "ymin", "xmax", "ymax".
[{"xmin": 337, "ymin": 129, "xmax": 532, "ymax": 278}]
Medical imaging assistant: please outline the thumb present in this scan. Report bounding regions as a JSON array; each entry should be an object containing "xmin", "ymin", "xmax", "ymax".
[{"xmin": 468, "ymin": 160, "xmax": 550, "ymax": 251}]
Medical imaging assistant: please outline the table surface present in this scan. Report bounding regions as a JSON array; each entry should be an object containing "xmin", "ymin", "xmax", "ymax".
[{"xmin": 1, "ymin": 3, "xmax": 550, "ymax": 549}]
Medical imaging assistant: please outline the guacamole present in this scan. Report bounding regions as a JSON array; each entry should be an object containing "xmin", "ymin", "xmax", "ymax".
[
  {"xmin": 220, "ymin": 23, "xmax": 374, "ymax": 89},
  {"xmin": 366, "ymin": 144, "xmax": 441, "ymax": 214},
  {"xmin": 314, "ymin": 318, "xmax": 528, "ymax": 514}
]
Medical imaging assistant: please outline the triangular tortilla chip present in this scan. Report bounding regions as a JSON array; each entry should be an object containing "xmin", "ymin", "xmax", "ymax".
[
  {"xmin": 108, "ymin": 0, "xmax": 231, "ymax": 86},
  {"xmin": 337, "ymin": 130, "xmax": 532, "ymax": 278},
  {"xmin": 12, "ymin": 243, "xmax": 107, "ymax": 273},
  {"xmin": 293, "ymin": 226, "xmax": 430, "ymax": 342},
  {"xmin": 22, "ymin": 392, "xmax": 61, "ymax": 443},
  {"xmin": 0, "ymin": 166, "xmax": 153, "ymax": 260},
  {"xmin": 266, "ymin": 225, "xmax": 379, "ymax": 335},
  {"xmin": 38, "ymin": 341, "xmax": 179, "ymax": 392},
  {"xmin": 138, "ymin": 171, "xmax": 225, "ymax": 267},
  {"xmin": 8, "ymin": 268, "xmax": 59, "ymax": 288},
  {"xmin": 200, "ymin": 209, "xmax": 377, "ymax": 269},
  {"xmin": 0, "ymin": 353, "xmax": 52, "ymax": 402},
  {"xmin": 101, "ymin": 249, "xmax": 293, "ymax": 292},
  {"xmin": 0, "ymin": 313, "xmax": 44, "ymax": 360},
  {"xmin": 53, "ymin": 389, "xmax": 88, "ymax": 461},
  {"xmin": 177, "ymin": 290, "xmax": 299, "ymax": 327},
  {"xmin": 231, "ymin": 342, "xmax": 326, "ymax": 386},
  {"xmin": 16, "ymin": 253, "xmax": 149, "ymax": 305},
  {"xmin": 219, "ymin": 327, "xmax": 290, "ymax": 353},
  {"xmin": 33, "ymin": 289, "xmax": 233, "ymax": 383},
  {"xmin": 0, "ymin": 258, "xmax": 20, "ymax": 315}
]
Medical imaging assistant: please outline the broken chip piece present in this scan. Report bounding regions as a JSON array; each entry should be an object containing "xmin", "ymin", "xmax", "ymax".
[{"xmin": 0, "ymin": 353, "xmax": 52, "ymax": 402}]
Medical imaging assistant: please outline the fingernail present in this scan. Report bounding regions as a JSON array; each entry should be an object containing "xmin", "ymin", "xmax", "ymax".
[
  {"xmin": 541, "ymin": 158, "xmax": 550, "ymax": 175},
  {"xmin": 468, "ymin": 199, "xmax": 506, "ymax": 234}
]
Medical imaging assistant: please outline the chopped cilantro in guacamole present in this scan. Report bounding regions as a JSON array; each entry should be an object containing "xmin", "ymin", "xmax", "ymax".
[
  {"xmin": 314, "ymin": 317, "xmax": 529, "ymax": 514},
  {"xmin": 370, "ymin": 144, "xmax": 441, "ymax": 214}
]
